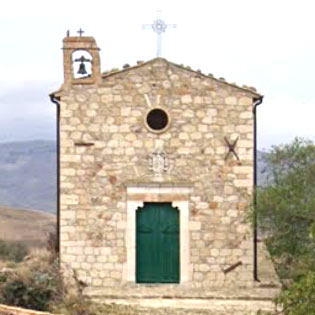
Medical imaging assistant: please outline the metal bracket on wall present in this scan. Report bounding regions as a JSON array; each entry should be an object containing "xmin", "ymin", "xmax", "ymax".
[
  {"xmin": 74, "ymin": 142, "xmax": 94, "ymax": 147},
  {"xmin": 223, "ymin": 261, "xmax": 243, "ymax": 274},
  {"xmin": 224, "ymin": 137, "xmax": 240, "ymax": 161}
]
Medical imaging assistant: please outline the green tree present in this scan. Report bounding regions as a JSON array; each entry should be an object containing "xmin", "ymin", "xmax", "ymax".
[{"xmin": 257, "ymin": 138, "xmax": 315, "ymax": 314}]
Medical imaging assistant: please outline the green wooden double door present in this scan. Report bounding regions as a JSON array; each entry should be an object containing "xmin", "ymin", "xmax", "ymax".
[{"xmin": 136, "ymin": 202, "xmax": 180, "ymax": 283}]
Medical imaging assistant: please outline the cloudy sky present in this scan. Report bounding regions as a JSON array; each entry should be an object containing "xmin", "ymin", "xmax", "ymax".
[{"xmin": 0, "ymin": 0, "xmax": 314, "ymax": 149}]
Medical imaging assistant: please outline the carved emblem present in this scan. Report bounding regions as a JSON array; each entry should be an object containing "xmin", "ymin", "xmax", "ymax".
[{"xmin": 149, "ymin": 149, "xmax": 169, "ymax": 174}]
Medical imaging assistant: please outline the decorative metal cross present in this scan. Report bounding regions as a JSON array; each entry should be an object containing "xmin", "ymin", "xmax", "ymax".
[
  {"xmin": 143, "ymin": 10, "xmax": 176, "ymax": 57},
  {"xmin": 77, "ymin": 28, "xmax": 84, "ymax": 36},
  {"xmin": 224, "ymin": 137, "xmax": 240, "ymax": 161}
]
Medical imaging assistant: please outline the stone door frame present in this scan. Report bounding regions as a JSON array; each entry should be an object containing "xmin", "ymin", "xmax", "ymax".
[{"xmin": 124, "ymin": 185, "xmax": 192, "ymax": 283}]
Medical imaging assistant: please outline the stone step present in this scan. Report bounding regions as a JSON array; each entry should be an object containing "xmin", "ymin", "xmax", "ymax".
[
  {"xmin": 86, "ymin": 286, "xmax": 281, "ymax": 301},
  {"xmin": 92, "ymin": 298, "xmax": 276, "ymax": 314}
]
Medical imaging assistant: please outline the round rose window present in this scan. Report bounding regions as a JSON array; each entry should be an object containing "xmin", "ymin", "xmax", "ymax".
[{"xmin": 145, "ymin": 108, "xmax": 170, "ymax": 132}]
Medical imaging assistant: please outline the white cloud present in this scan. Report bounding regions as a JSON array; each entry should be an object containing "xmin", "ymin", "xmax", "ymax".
[
  {"xmin": 258, "ymin": 95, "xmax": 315, "ymax": 149},
  {"xmin": 0, "ymin": 81, "xmax": 56, "ymax": 142}
]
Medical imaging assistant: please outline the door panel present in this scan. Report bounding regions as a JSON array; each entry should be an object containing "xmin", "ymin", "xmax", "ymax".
[
  {"xmin": 136, "ymin": 202, "xmax": 179, "ymax": 283},
  {"xmin": 136, "ymin": 205, "xmax": 159, "ymax": 282}
]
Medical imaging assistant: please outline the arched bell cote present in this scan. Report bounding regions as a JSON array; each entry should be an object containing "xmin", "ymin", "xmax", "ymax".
[{"xmin": 62, "ymin": 35, "xmax": 101, "ymax": 88}]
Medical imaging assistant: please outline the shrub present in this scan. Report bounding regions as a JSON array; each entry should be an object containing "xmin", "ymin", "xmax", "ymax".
[
  {"xmin": 0, "ymin": 249, "xmax": 64, "ymax": 311},
  {"xmin": 276, "ymin": 271, "xmax": 315, "ymax": 315},
  {"xmin": 51, "ymin": 271, "xmax": 139, "ymax": 315},
  {"xmin": 1, "ymin": 277, "xmax": 52, "ymax": 310},
  {"xmin": 0, "ymin": 239, "xmax": 28, "ymax": 262}
]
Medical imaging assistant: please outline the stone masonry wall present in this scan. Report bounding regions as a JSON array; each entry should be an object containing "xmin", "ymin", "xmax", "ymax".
[{"xmin": 57, "ymin": 58, "xmax": 258, "ymax": 293}]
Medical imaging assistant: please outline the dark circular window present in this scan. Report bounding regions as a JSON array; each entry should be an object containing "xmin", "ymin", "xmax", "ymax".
[{"xmin": 146, "ymin": 108, "xmax": 169, "ymax": 132}]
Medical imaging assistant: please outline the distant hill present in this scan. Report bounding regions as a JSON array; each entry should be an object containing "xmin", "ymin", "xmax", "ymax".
[
  {"xmin": 257, "ymin": 150, "xmax": 269, "ymax": 186},
  {"xmin": 0, "ymin": 140, "xmax": 56, "ymax": 213},
  {"xmin": 0, "ymin": 140, "xmax": 268, "ymax": 214},
  {"xmin": 0, "ymin": 205, "xmax": 56, "ymax": 248}
]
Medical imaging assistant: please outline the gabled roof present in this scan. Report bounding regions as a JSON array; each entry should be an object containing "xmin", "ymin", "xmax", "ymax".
[{"xmin": 102, "ymin": 57, "xmax": 261, "ymax": 97}]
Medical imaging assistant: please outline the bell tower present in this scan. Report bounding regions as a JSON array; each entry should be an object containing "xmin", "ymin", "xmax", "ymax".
[{"xmin": 62, "ymin": 30, "xmax": 101, "ymax": 88}]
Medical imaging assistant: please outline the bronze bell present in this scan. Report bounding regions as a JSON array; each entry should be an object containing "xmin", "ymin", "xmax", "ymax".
[
  {"xmin": 75, "ymin": 55, "xmax": 90, "ymax": 75},
  {"xmin": 77, "ymin": 61, "xmax": 87, "ymax": 75}
]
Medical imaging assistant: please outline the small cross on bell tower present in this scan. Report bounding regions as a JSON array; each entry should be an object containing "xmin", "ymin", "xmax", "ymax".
[{"xmin": 77, "ymin": 28, "xmax": 84, "ymax": 36}]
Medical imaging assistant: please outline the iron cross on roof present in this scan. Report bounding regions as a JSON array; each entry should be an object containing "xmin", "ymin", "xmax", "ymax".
[{"xmin": 143, "ymin": 10, "xmax": 176, "ymax": 57}]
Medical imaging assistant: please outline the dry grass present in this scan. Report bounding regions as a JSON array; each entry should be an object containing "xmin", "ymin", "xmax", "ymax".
[{"xmin": 0, "ymin": 205, "xmax": 56, "ymax": 248}]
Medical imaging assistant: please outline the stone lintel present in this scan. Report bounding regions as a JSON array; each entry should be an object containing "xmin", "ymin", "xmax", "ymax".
[{"xmin": 128, "ymin": 193, "xmax": 188, "ymax": 202}]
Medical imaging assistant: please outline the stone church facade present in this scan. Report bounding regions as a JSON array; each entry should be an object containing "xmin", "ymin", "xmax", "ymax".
[{"xmin": 50, "ymin": 35, "xmax": 270, "ymax": 297}]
